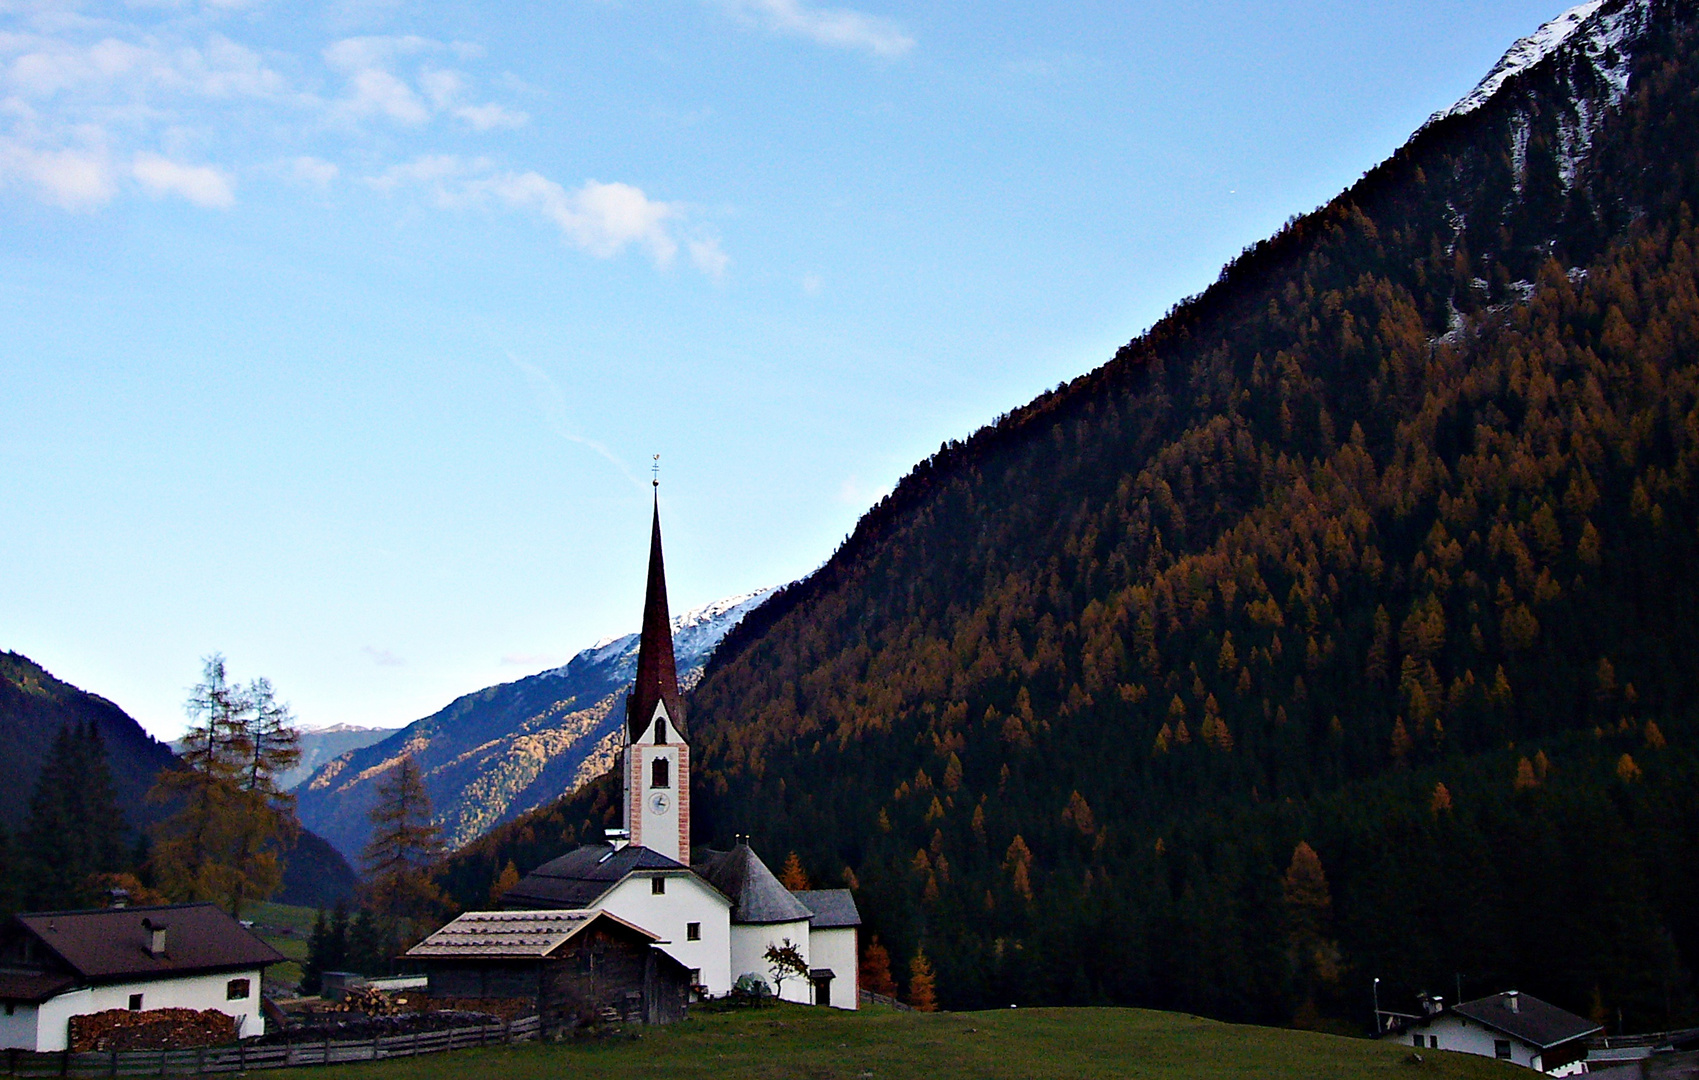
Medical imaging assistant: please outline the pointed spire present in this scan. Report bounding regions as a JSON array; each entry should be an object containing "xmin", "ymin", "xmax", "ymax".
[{"xmin": 627, "ymin": 490, "xmax": 684, "ymax": 741}]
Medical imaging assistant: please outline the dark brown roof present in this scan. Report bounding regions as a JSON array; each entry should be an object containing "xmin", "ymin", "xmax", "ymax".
[
  {"xmin": 1449, "ymin": 992, "xmax": 1601, "ymax": 1049},
  {"xmin": 12, "ymin": 904, "xmax": 284, "ymax": 983},
  {"xmin": 0, "ymin": 970, "xmax": 77, "ymax": 1003},
  {"xmin": 626, "ymin": 496, "xmax": 685, "ymax": 741},
  {"xmin": 501, "ymin": 843, "xmax": 698, "ymax": 910}
]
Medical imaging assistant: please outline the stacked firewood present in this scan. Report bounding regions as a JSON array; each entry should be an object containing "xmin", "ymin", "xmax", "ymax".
[
  {"xmin": 68, "ymin": 1008, "xmax": 237, "ymax": 1052},
  {"xmin": 327, "ymin": 985, "xmax": 402, "ymax": 1015}
]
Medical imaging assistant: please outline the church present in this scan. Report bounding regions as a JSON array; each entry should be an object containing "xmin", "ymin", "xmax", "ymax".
[{"xmin": 411, "ymin": 493, "xmax": 860, "ymax": 1012}]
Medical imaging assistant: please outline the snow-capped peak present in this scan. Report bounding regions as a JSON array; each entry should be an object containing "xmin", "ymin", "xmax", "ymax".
[
  {"xmin": 540, "ymin": 585, "xmax": 780, "ymax": 683},
  {"xmin": 1434, "ymin": 1, "xmax": 1605, "ymax": 122}
]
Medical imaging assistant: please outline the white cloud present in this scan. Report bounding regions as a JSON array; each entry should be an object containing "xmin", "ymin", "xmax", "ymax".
[
  {"xmin": 719, "ymin": 0, "xmax": 914, "ymax": 57},
  {"xmin": 483, "ymin": 173, "xmax": 679, "ymax": 264},
  {"xmin": 454, "ymin": 102, "xmax": 527, "ymax": 130},
  {"xmin": 361, "ymin": 645, "xmax": 405, "ymax": 667},
  {"xmin": 364, "ymin": 152, "xmax": 475, "ymax": 194},
  {"xmin": 0, "ymin": 140, "xmax": 115, "ymax": 209},
  {"xmin": 801, "ymin": 271, "xmax": 822, "ymax": 294},
  {"xmin": 132, "ymin": 150, "xmax": 233, "ymax": 207},
  {"xmin": 290, "ymin": 154, "xmax": 338, "ymax": 186},
  {"xmin": 418, "ymin": 67, "xmax": 461, "ymax": 108},
  {"xmin": 689, "ymin": 235, "xmax": 728, "ymax": 279}
]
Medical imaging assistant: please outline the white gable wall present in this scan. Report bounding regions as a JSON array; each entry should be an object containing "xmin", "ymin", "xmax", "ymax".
[
  {"xmin": 808, "ymin": 926, "xmax": 858, "ymax": 1010},
  {"xmin": 0, "ymin": 1004, "xmax": 39, "ymax": 1051},
  {"xmin": 591, "ymin": 873, "xmax": 731, "ymax": 997},
  {"xmin": 730, "ymin": 920, "xmax": 812, "ymax": 1004},
  {"xmin": 8, "ymin": 969, "xmax": 267, "ymax": 1052},
  {"xmin": 1384, "ymin": 1015, "xmax": 1544, "ymax": 1071}
]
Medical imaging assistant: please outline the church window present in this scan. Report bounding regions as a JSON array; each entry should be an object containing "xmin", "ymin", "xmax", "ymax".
[
  {"xmin": 652, "ymin": 757, "xmax": 670, "ymax": 789},
  {"xmin": 652, "ymin": 877, "xmax": 666, "ymax": 895},
  {"xmin": 687, "ymin": 922, "xmax": 700, "ymax": 941},
  {"xmin": 655, "ymin": 718, "xmax": 668, "ymax": 743}
]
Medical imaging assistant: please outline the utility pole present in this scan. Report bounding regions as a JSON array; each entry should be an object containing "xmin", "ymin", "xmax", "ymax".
[{"xmin": 1373, "ymin": 977, "xmax": 1381, "ymax": 1034}]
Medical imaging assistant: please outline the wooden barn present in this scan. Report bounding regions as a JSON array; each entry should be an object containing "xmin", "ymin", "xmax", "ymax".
[{"xmin": 404, "ymin": 909, "xmax": 690, "ymax": 1033}]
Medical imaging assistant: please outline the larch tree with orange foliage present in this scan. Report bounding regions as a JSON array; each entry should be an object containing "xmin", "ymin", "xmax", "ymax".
[{"xmin": 907, "ymin": 949, "xmax": 938, "ymax": 1012}]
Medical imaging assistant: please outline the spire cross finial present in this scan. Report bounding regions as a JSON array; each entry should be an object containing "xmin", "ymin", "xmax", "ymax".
[{"xmin": 652, "ymin": 454, "xmax": 660, "ymax": 489}]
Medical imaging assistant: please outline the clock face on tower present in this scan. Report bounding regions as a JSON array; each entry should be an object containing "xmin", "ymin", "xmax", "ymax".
[{"xmin": 649, "ymin": 791, "xmax": 671, "ymax": 815}]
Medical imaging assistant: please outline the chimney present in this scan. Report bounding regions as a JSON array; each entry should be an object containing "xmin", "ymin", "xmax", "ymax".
[
  {"xmin": 141, "ymin": 919, "xmax": 168, "ymax": 958},
  {"xmin": 1505, "ymin": 991, "xmax": 1520, "ymax": 1013}
]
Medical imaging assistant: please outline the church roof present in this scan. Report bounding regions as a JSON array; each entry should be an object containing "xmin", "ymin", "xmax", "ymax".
[
  {"xmin": 792, "ymin": 889, "xmax": 862, "ymax": 929},
  {"xmin": 693, "ymin": 843, "xmax": 814, "ymax": 926},
  {"xmin": 627, "ymin": 495, "xmax": 685, "ymax": 741},
  {"xmin": 406, "ymin": 909, "xmax": 657, "ymax": 959},
  {"xmin": 501, "ymin": 843, "xmax": 692, "ymax": 910}
]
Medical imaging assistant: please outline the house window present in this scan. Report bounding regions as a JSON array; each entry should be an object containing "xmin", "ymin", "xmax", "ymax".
[
  {"xmin": 687, "ymin": 922, "xmax": 701, "ymax": 941},
  {"xmin": 689, "ymin": 968, "xmax": 701, "ymax": 986},
  {"xmin": 652, "ymin": 876, "xmax": 666, "ymax": 895},
  {"xmin": 652, "ymin": 757, "xmax": 670, "ymax": 789},
  {"xmin": 128, "ymin": 994, "xmax": 143, "ymax": 1011},
  {"xmin": 1429, "ymin": 1036, "xmax": 1438, "ymax": 1049},
  {"xmin": 1413, "ymin": 1035, "xmax": 1423, "ymax": 1048},
  {"xmin": 227, "ymin": 978, "xmax": 251, "ymax": 1001},
  {"xmin": 4, "ymin": 1004, "xmax": 13, "ymax": 1016},
  {"xmin": 1494, "ymin": 1040, "xmax": 1512, "ymax": 1060}
]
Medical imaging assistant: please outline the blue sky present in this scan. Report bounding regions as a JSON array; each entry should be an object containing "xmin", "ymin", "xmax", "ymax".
[{"xmin": 2, "ymin": 0, "xmax": 1570, "ymax": 740}]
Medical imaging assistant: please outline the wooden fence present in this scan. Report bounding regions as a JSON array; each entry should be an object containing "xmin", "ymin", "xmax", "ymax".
[{"xmin": 2, "ymin": 1016, "xmax": 540, "ymax": 1077}]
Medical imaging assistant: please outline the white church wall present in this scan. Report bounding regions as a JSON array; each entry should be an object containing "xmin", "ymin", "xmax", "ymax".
[
  {"xmin": 594, "ymin": 873, "xmax": 731, "ymax": 997},
  {"xmin": 808, "ymin": 927, "xmax": 858, "ymax": 1010},
  {"xmin": 730, "ymin": 920, "xmax": 812, "ymax": 1004}
]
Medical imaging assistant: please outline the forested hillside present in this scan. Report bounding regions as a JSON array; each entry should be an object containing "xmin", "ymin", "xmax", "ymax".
[{"xmin": 438, "ymin": 0, "xmax": 1699, "ymax": 1033}]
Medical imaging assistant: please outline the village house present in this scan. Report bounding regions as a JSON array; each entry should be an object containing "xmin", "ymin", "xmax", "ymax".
[
  {"xmin": 1381, "ymin": 991, "xmax": 1601, "ymax": 1074},
  {"xmin": 0, "ymin": 903, "xmax": 283, "ymax": 1052},
  {"xmin": 404, "ymin": 908, "xmax": 692, "ymax": 1033},
  {"xmin": 492, "ymin": 492, "xmax": 861, "ymax": 1010}
]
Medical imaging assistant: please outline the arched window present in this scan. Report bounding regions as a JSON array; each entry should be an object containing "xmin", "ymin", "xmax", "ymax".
[
  {"xmin": 652, "ymin": 756, "xmax": 670, "ymax": 789},
  {"xmin": 654, "ymin": 717, "xmax": 668, "ymax": 744}
]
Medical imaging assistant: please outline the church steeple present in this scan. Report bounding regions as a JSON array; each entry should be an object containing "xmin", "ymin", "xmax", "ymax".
[
  {"xmin": 619, "ymin": 483, "xmax": 690, "ymax": 864},
  {"xmin": 627, "ymin": 492, "xmax": 685, "ymax": 742}
]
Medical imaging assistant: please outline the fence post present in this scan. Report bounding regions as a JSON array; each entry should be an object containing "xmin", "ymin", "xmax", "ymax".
[
  {"xmin": 108, "ymin": 1050, "xmax": 116, "ymax": 1079},
  {"xmin": 238, "ymin": 1040, "xmax": 245, "ymax": 1071}
]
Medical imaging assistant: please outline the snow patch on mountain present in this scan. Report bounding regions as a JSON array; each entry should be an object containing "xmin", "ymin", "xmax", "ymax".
[
  {"xmin": 544, "ymin": 586, "xmax": 776, "ymax": 686},
  {"xmin": 1435, "ymin": 1, "xmax": 1605, "ymax": 122}
]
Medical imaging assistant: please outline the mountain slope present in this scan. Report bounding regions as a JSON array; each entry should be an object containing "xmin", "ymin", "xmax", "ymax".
[
  {"xmin": 439, "ymin": 0, "xmax": 1699, "ymax": 1031},
  {"xmin": 0, "ymin": 651, "xmax": 178, "ymax": 833},
  {"xmin": 296, "ymin": 588, "xmax": 775, "ymax": 861}
]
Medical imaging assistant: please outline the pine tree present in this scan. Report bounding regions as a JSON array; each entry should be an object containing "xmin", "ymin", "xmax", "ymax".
[
  {"xmin": 488, "ymin": 860, "xmax": 520, "ymax": 905},
  {"xmin": 21, "ymin": 722, "xmax": 125, "ymax": 910},
  {"xmin": 225, "ymin": 677, "xmax": 302, "ymax": 916},
  {"xmin": 860, "ymin": 936, "xmax": 898, "ymax": 998},
  {"xmin": 149, "ymin": 656, "xmax": 252, "ymax": 904},
  {"xmin": 362, "ymin": 755, "xmax": 446, "ymax": 932},
  {"xmin": 779, "ymin": 852, "xmax": 811, "ymax": 891},
  {"xmin": 907, "ymin": 949, "xmax": 938, "ymax": 1012}
]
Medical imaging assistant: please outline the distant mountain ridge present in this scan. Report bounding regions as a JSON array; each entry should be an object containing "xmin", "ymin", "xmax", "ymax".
[{"xmin": 295, "ymin": 587, "xmax": 777, "ymax": 861}]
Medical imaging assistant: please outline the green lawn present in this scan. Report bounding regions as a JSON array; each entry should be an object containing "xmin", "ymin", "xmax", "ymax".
[
  {"xmin": 263, "ymin": 1003, "xmax": 1524, "ymax": 1080},
  {"xmin": 243, "ymin": 900, "xmax": 321, "ymax": 995}
]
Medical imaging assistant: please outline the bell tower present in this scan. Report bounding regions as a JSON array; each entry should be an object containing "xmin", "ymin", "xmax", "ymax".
[{"xmin": 619, "ymin": 486, "xmax": 689, "ymax": 864}]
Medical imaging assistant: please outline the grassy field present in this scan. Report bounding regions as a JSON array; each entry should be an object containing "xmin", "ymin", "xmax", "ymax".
[
  {"xmin": 244, "ymin": 900, "xmax": 321, "ymax": 993},
  {"xmin": 264, "ymin": 1003, "xmax": 1523, "ymax": 1080}
]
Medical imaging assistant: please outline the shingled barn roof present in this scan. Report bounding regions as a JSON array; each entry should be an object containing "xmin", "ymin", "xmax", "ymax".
[{"xmin": 406, "ymin": 909, "xmax": 656, "ymax": 959}]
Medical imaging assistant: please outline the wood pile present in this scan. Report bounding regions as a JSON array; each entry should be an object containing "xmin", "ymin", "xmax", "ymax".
[
  {"xmin": 68, "ymin": 1008, "xmax": 237, "ymax": 1052},
  {"xmin": 326, "ymin": 986, "xmax": 402, "ymax": 1015},
  {"xmin": 421, "ymin": 998, "xmax": 535, "ymax": 1021}
]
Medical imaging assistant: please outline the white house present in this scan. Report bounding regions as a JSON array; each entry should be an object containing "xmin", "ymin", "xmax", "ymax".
[
  {"xmin": 493, "ymin": 494, "xmax": 862, "ymax": 1010},
  {"xmin": 1381, "ymin": 991, "xmax": 1601, "ymax": 1075},
  {"xmin": 0, "ymin": 903, "xmax": 284, "ymax": 1052}
]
